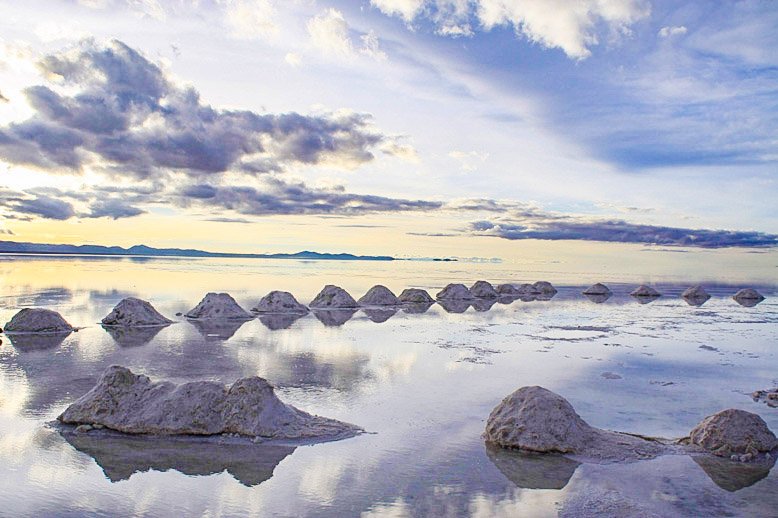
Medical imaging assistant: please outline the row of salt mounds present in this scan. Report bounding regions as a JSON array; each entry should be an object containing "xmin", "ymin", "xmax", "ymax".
[
  {"xmin": 358, "ymin": 285, "xmax": 399, "ymax": 306},
  {"xmin": 436, "ymin": 283, "xmax": 474, "ymax": 300},
  {"xmin": 309, "ymin": 285, "xmax": 358, "ymax": 309},
  {"xmin": 485, "ymin": 385, "xmax": 777, "ymax": 464},
  {"xmin": 251, "ymin": 291, "xmax": 308, "ymax": 315},
  {"xmin": 4, "ymin": 308, "xmax": 73, "ymax": 334},
  {"xmin": 185, "ymin": 293, "xmax": 252, "ymax": 320},
  {"xmin": 59, "ymin": 366, "xmax": 362, "ymax": 441},
  {"xmin": 398, "ymin": 288, "xmax": 434, "ymax": 304},
  {"xmin": 101, "ymin": 298, "xmax": 173, "ymax": 327}
]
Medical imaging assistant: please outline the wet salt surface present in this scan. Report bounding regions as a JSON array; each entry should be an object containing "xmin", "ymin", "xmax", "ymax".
[{"xmin": 0, "ymin": 257, "xmax": 777, "ymax": 517}]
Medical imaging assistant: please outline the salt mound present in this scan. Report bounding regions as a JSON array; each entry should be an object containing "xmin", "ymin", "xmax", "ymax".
[
  {"xmin": 484, "ymin": 386, "xmax": 665, "ymax": 462},
  {"xmin": 436, "ymin": 283, "xmax": 474, "ymax": 300},
  {"xmin": 185, "ymin": 293, "xmax": 252, "ymax": 320},
  {"xmin": 517, "ymin": 283, "xmax": 540, "ymax": 295},
  {"xmin": 357, "ymin": 285, "xmax": 399, "ymax": 306},
  {"xmin": 688, "ymin": 409, "xmax": 777, "ymax": 458},
  {"xmin": 495, "ymin": 284, "xmax": 522, "ymax": 296},
  {"xmin": 4, "ymin": 308, "xmax": 73, "ymax": 334},
  {"xmin": 733, "ymin": 288, "xmax": 765, "ymax": 301},
  {"xmin": 397, "ymin": 288, "xmax": 434, "ymax": 304},
  {"xmin": 59, "ymin": 366, "xmax": 362, "ymax": 441},
  {"xmin": 583, "ymin": 283, "xmax": 611, "ymax": 296},
  {"xmin": 309, "ymin": 285, "xmax": 358, "ymax": 309},
  {"xmin": 251, "ymin": 291, "xmax": 308, "ymax": 314},
  {"xmin": 682, "ymin": 285, "xmax": 710, "ymax": 300},
  {"xmin": 101, "ymin": 298, "xmax": 173, "ymax": 327},
  {"xmin": 533, "ymin": 281, "xmax": 557, "ymax": 295},
  {"xmin": 752, "ymin": 388, "xmax": 778, "ymax": 408},
  {"xmin": 630, "ymin": 285, "xmax": 660, "ymax": 298},
  {"xmin": 470, "ymin": 280, "xmax": 498, "ymax": 299}
]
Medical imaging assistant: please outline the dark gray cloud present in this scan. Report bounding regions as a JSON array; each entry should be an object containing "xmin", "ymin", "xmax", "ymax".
[
  {"xmin": 0, "ymin": 186, "xmax": 149, "ymax": 221},
  {"xmin": 179, "ymin": 178, "xmax": 442, "ymax": 216},
  {"xmin": 7, "ymin": 194, "xmax": 76, "ymax": 220},
  {"xmin": 84, "ymin": 198, "xmax": 145, "ymax": 219},
  {"xmin": 468, "ymin": 216, "xmax": 778, "ymax": 249},
  {"xmin": 0, "ymin": 40, "xmax": 392, "ymax": 178}
]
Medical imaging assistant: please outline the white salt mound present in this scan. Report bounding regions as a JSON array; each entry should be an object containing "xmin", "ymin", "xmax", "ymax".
[
  {"xmin": 436, "ymin": 283, "xmax": 474, "ymax": 300},
  {"xmin": 733, "ymin": 288, "xmax": 765, "ymax": 301},
  {"xmin": 583, "ymin": 283, "xmax": 611, "ymax": 296},
  {"xmin": 682, "ymin": 285, "xmax": 710, "ymax": 300},
  {"xmin": 689, "ymin": 409, "xmax": 777, "ymax": 457},
  {"xmin": 397, "ymin": 288, "xmax": 434, "ymax": 304},
  {"xmin": 630, "ymin": 285, "xmax": 661, "ymax": 297},
  {"xmin": 484, "ymin": 386, "xmax": 664, "ymax": 462},
  {"xmin": 4, "ymin": 308, "xmax": 73, "ymax": 334},
  {"xmin": 58, "ymin": 366, "xmax": 362, "ymax": 440},
  {"xmin": 357, "ymin": 285, "xmax": 399, "ymax": 306},
  {"xmin": 101, "ymin": 298, "xmax": 173, "ymax": 327},
  {"xmin": 251, "ymin": 291, "xmax": 308, "ymax": 314},
  {"xmin": 309, "ymin": 285, "xmax": 358, "ymax": 309},
  {"xmin": 185, "ymin": 293, "xmax": 252, "ymax": 320},
  {"xmin": 533, "ymin": 281, "xmax": 558, "ymax": 295},
  {"xmin": 470, "ymin": 280, "xmax": 498, "ymax": 299}
]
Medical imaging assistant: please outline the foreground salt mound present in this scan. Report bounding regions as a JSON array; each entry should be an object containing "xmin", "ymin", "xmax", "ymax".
[
  {"xmin": 484, "ymin": 386, "xmax": 663, "ymax": 462},
  {"xmin": 733, "ymin": 288, "xmax": 765, "ymax": 302},
  {"xmin": 683, "ymin": 285, "xmax": 710, "ymax": 300},
  {"xmin": 688, "ymin": 409, "xmax": 777, "ymax": 459},
  {"xmin": 470, "ymin": 280, "xmax": 498, "ymax": 299},
  {"xmin": 630, "ymin": 285, "xmax": 661, "ymax": 298},
  {"xmin": 397, "ymin": 288, "xmax": 434, "ymax": 304},
  {"xmin": 436, "ymin": 283, "xmax": 474, "ymax": 300},
  {"xmin": 185, "ymin": 293, "xmax": 252, "ymax": 320},
  {"xmin": 533, "ymin": 281, "xmax": 557, "ymax": 295},
  {"xmin": 251, "ymin": 291, "xmax": 308, "ymax": 314},
  {"xmin": 583, "ymin": 283, "xmax": 611, "ymax": 296},
  {"xmin": 357, "ymin": 285, "xmax": 399, "ymax": 306},
  {"xmin": 101, "ymin": 298, "xmax": 173, "ymax": 327},
  {"xmin": 59, "ymin": 366, "xmax": 362, "ymax": 441},
  {"xmin": 309, "ymin": 285, "xmax": 358, "ymax": 309},
  {"xmin": 4, "ymin": 308, "xmax": 73, "ymax": 334}
]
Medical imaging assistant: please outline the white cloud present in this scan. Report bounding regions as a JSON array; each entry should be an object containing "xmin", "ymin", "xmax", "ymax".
[
  {"xmin": 370, "ymin": 0, "xmax": 651, "ymax": 59},
  {"xmin": 360, "ymin": 30, "xmax": 388, "ymax": 61},
  {"xmin": 658, "ymin": 25, "xmax": 687, "ymax": 38},
  {"xmin": 285, "ymin": 52, "xmax": 302, "ymax": 66},
  {"xmin": 221, "ymin": 0, "xmax": 279, "ymax": 40},
  {"xmin": 307, "ymin": 9, "xmax": 388, "ymax": 61}
]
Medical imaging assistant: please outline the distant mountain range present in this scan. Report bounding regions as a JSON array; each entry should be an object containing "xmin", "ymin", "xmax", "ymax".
[{"xmin": 0, "ymin": 240, "xmax": 395, "ymax": 261}]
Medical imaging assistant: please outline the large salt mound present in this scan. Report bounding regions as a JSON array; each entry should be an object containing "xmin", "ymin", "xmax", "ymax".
[
  {"xmin": 436, "ymin": 283, "xmax": 474, "ymax": 300},
  {"xmin": 101, "ymin": 298, "xmax": 173, "ymax": 327},
  {"xmin": 309, "ymin": 285, "xmax": 358, "ymax": 309},
  {"xmin": 533, "ymin": 281, "xmax": 557, "ymax": 295},
  {"xmin": 357, "ymin": 285, "xmax": 399, "ymax": 306},
  {"xmin": 583, "ymin": 283, "xmax": 611, "ymax": 296},
  {"xmin": 251, "ymin": 291, "xmax": 308, "ymax": 314},
  {"xmin": 59, "ymin": 366, "xmax": 362, "ymax": 441},
  {"xmin": 4, "ymin": 308, "xmax": 73, "ymax": 334},
  {"xmin": 683, "ymin": 285, "xmax": 711, "ymax": 306},
  {"xmin": 630, "ymin": 285, "xmax": 661, "ymax": 298},
  {"xmin": 688, "ymin": 409, "xmax": 777, "ymax": 458},
  {"xmin": 733, "ymin": 288, "xmax": 765, "ymax": 302},
  {"xmin": 470, "ymin": 280, "xmax": 498, "ymax": 299},
  {"xmin": 397, "ymin": 288, "xmax": 434, "ymax": 304},
  {"xmin": 495, "ymin": 284, "xmax": 522, "ymax": 296},
  {"xmin": 185, "ymin": 293, "xmax": 252, "ymax": 320},
  {"xmin": 484, "ymin": 386, "xmax": 664, "ymax": 462}
]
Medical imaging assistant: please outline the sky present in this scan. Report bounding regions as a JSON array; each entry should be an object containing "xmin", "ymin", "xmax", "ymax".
[{"xmin": 0, "ymin": 0, "xmax": 776, "ymax": 259}]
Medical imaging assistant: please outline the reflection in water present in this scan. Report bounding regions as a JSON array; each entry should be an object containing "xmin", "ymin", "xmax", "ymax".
[
  {"xmin": 363, "ymin": 308, "xmax": 398, "ymax": 323},
  {"xmin": 102, "ymin": 325, "xmax": 169, "ymax": 347},
  {"xmin": 438, "ymin": 299, "xmax": 470, "ymax": 314},
  {"xmin": 485, "ymin": 442, "xmax": 580, "ymax": 490},
  {"xmin": 258, "ymin": 313, "xmax": 306, "ymax": 330},
  {"xmin": 313, "ymin": 309, "xmax": 356, "ymax": 327},
  {"xmin": 735, "ymin": 298, "xmax": 763, "ymax": 308},
  {"xmin": 633, "ymin": 295, "xmax": 661, "ymax": 305},
  {"xmin": 5, "ymin": 332, "xmax": 71, "ymax": 351},
  {"xmin": 683, "ymin": 296, "xmax": 710, "ymax": 307},
  {"xmin": 692, "ymin": 455, "xmax": 775, "ymax": 492},
  {"xmin": 187, "ymin": 319, "xmax": 248, "ymax": 341},
  {"xmin": 401, "ymin": 302, "xmax": 434, "ymax": 314},
  {"xmin": 496, "ymin": 295, "xmax": 519, "ymax": 305},
  {"xmin": 584, "ymin": 293, "xmax": 612, "ymax": 304},
  {"xmin": 62, "ymin": 431, "xmax": 295, "ymax": 486},
  {"xmin": 472, "ymin": 299, "xmax": 497, "ymax": 312}
]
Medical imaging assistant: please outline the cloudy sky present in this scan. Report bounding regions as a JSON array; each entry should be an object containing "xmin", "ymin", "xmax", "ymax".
[{"xmin": 0, "ymin": 0, "xmax": 776, "ymax": 257}]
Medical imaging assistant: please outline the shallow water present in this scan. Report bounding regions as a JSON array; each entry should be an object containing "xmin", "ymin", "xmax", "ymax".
[{"xmin": 0, "ymin": 256, "xmax": 776, "ymax": 517}]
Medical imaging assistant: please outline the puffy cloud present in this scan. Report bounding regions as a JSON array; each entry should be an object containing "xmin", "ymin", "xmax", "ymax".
[
  {"xmin": 466, "ymin": 210, "xmax": 778, "ymax": 248},
  {"xmin": 0, "ymin": 40, "xmax": 389, "ymax": 178},
  {"xmin": 307, "ymin": 9, "xmax": 388, "ymax": 61},
  {"xmin": 85, "ymin": 198, "xmax": 146, "ymax": 219},
  {"xmin": 658, "ymin": 25, "xmax": 687, "ymax": 38},
  {"xmin": 9, "ymin": 195, "xmax": 76, "ymax": 220},
  {"xmin": 370, "ymin": 0, "xmax": 651, "ymax": 59}
]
